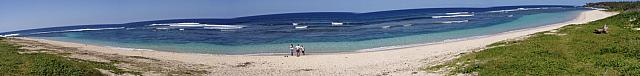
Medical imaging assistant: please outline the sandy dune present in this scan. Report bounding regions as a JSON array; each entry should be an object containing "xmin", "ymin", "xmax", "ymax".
[{"xmin": 14, "ymin": 10, "xmax": 617, "ymax": 76}]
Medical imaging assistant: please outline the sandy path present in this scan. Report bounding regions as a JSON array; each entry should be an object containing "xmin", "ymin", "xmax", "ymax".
[{"xmin": 15, "ymin": 10, "xmax": 617, "ymax": 76}]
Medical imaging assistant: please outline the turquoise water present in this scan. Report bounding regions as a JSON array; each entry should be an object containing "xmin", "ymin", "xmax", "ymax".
[{"xmin": 37, "ymin": 10, "xmax": 584, "ymax": 54}]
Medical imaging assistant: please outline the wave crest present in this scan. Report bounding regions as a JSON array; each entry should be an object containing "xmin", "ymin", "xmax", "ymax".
[
  {"xmin": 488, "ymin": 7, "xmax": 551, "ymax": 13},
  {"xmin": 150, "ymin": 23, "xmax": 245, "ymax": 30},
  {"xmin": 0, "ymin": 34, "xmax": 20, "ymax": 37},
  {"xmin": 431, "ymin": 14, "xmax": 474, "ymax": 18},
  {"xmin": 30, "ymin": 27, "xmax": 125, "ymax": 35},
  {"xmin": 440, "ymin": 20, "xmax": 469, "ymax": 24}
]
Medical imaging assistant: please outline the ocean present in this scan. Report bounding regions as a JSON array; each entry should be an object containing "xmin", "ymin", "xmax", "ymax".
[{"xmin": 1, "ymin": 5, "xmax": 588, "ymax": 54}]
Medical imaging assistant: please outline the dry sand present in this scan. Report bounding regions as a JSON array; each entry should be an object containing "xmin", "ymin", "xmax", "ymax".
[{"xmin": 12, "ymin": 10, "xmax": 617, "ymax": 76}]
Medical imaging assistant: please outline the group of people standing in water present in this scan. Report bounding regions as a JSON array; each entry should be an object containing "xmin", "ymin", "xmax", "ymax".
[{"xmin": 289, "ymin": 44, "xmax": 305, "ymax": 57}]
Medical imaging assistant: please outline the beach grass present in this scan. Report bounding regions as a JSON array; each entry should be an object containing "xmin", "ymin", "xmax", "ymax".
[
  {"xmin": 424, "ymin": 11, "xmax": 640, "ymax": 75},
  {"xmin": 0, "ymin": 38, "xmax": 138, "ymax": 76}
]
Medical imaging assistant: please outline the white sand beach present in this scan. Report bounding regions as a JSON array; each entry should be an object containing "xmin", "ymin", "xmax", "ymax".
[{"xmin": 12, "ymin": 10, "xmax": 617, "ymax": 76}]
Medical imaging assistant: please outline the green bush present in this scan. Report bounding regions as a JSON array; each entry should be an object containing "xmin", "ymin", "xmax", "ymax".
[{"xmin": 585, "ymin": 1, "xmax": 640, "ymax": 12}]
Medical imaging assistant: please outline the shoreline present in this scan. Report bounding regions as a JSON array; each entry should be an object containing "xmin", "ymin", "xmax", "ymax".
[
  {"xmin": 14, "ymin": 10, "xmax": 584, "ymax": 56},
  {"xmin": 15, "ymin": 10, "xmax": 584, "ymax": 56},
  {"xmin": 10, "ymin": 10, "xmax": 617, "ymax": 75}
]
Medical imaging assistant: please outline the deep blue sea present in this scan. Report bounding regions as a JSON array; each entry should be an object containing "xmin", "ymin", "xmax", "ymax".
[{"xmin": 1, "ymin": 5, "xmax": 589, "ymax": 54}]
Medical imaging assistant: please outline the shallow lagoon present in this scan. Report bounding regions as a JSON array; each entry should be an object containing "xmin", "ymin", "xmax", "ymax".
[{"xmin": 4, "ymin": 6, "xmax": 586, "ymax": 54}]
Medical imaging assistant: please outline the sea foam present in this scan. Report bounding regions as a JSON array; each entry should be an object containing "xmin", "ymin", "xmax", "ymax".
[
  {"xmin": 440, "ymin": 20, "xmax": 470, "ymax": 24},
  {"xmin": 29, "ymin": 27, "xmax": 125, "ymax": 35},
  {"xmin": 0, "ymin": 34, "xmax": 20, "ymax": 37},
  {"xmin": 445, "ymin": 12, "xmax": 470, "ymax": 15},
  {"xmin": 151, "ymin": 23, "xmax": 245, "ymax": 30},
  {"xmin": 431, "ymin": 14, "xmax": 474, "ymax": 18},
  {"xmin": 488, "ymin": 7, "xmax": 549, "ymax": 13}
]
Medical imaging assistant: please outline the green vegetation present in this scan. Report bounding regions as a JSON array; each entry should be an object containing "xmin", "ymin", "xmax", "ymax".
[
  {"xmin": 586, "ymin": 1, "xmax": 640, "ymax": 12},
  {"xmin": 0, "ymin": 38, "xmax": 135, "ymax": 76},
  {"xmin": 426, "ymin": 2, "xmax": 640, "ymax": 75}
]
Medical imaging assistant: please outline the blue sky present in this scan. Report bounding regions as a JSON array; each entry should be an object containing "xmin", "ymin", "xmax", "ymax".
[{"xmin": 0, "ymin": 0, "xmax": 632, "ymax": 32}]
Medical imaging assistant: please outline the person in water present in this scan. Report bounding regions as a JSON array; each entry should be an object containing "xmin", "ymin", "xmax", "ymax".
[{"xmin": 289, "ymin": 44, "xmax": 294, "ymax": 56}]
